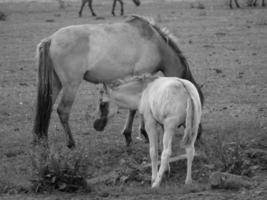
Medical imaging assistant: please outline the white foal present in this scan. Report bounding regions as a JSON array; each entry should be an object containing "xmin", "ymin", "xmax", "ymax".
[
  {"xmin": 94, "ymin": 75, "xmax": 202, "ymax": 188},
  {"xmin": 139, "ymin": 77, "xmax": 202, "ymax": 188}
]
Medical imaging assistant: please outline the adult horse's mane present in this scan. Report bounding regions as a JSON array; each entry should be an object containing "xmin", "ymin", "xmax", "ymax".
[{"xmin": 127, "ymin": 15, "xmax": 204, "ymax": 105}]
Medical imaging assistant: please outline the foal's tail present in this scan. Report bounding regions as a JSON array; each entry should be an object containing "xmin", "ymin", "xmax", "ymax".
[
  {"xmin": 33, "ymin": 38, "xmax": 54, "ymax": 144},
  {"xmin": 181, "ymin": 80, "xmax": 202, "ymax": 147}
]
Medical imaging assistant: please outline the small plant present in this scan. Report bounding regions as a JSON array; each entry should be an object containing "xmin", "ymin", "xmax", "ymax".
[
  {"xmin": 31, "ymin": 145, "xmax": 91, "ymax": 193},
  {"xmin": 204, "ymin": 132, "xmax": 252, "ymax": 176}
]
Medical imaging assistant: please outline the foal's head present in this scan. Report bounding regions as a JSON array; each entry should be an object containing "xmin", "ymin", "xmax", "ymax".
[
  {"xmin": 132, "ymin": 0, "xmax": 141, "ymax": 7},
  {"xmin": 93, "ymin": 74, "xmax": 158, "ymax": 131}
]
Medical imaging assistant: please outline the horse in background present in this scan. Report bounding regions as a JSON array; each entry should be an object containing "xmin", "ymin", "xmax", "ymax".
[
  {"xmin": 79, "ymin": 0, "xmax": 141, "ymax": 17},
  {"xmin": 33, "ymin": 15, "xmax": 204, "ymax": 149},
  {"xmin": 93, "ymin": 75, "xmax": 202, "ymax": 188},
  {"xmin": 229, "ymin": 0, "xmax": 265, "ymax": 8}
]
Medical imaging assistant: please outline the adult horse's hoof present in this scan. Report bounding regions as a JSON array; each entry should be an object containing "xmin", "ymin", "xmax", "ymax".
[
  {"xmin": 122, "ymin": 130, "xmax": 132, "ymax": 146},
  {"xmin": 140, "ymin": 128, "xmax": 149, "ymax": 143},
  {"xmin": 93, "ymin": 117, "xmax": 107, "ymax": 131},
  {"xmin": 67, "ymin": 141, "xmax": 75, "ymax": 149}
]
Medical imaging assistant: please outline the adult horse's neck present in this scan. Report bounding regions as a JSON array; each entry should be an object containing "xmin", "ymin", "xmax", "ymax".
[{"xmin": 151, "ymin": 24, "xmax": 204, "ymax": 106}]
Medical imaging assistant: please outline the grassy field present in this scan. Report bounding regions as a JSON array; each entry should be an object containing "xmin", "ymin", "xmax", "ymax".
[{"xmin": 0, "ymin": 0, "xmax": 266, "ymax": 199}]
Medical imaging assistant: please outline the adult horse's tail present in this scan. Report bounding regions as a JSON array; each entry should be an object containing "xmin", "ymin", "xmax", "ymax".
[
  {"xmin": 181, "ymin": 80, "xmax": 202, "ymax": 147},
  {"xmin": 33, "ymin": 38, "xmax": 54, "ymax": 145}
]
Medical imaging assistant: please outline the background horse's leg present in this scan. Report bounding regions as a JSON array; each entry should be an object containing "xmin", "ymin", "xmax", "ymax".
[
  {"xmin": 111, "ymin": 0, "xmax": 117, "ymax": 16},
  {"xmin": 118, "ymin": 0, "xmax": 124, "ymax": 16},
  {"xmin": 234, "ymin": 0, "xmax": 240, "ymax": 8},
  {"xmin": 88, "ymin": 0, "xmax": 96, "ymax": 16},
  {"xmin": 121, "ymin": 110, "xmax": 136, "ymax": 146},
  {"xmin": 229, "ymin": 0, "xmax": 233, "ymax": 8},
  {"xmin": 57, "ymin": 84, "xmax": 80, "ymax": 149},
  {"xmin": 78, "ymin": 0, "xmax": 87, "ymax": 17}
]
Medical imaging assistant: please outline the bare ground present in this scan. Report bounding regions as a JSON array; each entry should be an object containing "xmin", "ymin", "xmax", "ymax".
[{"xmin": 0, "ymin": 1, "xmax": 267, "ymax": 199}]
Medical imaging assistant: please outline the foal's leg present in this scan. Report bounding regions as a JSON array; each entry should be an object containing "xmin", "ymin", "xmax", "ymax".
[
  {"xmin": 152, "ymin": 118, "xmax": 176, "ymax": 188},
  {"xmin": 57, "ymin": 84, "xmax": 80, "ymax": 149},
  {"xmin": 145, "ymin": 118, "xmax": 159, "ymax": 184},
  {"xmin": 111, "ymin": 0, "xmax": 117, "ymax": 16},
  {"xmin": 88, "ymin": 0, "xmax": 96, "ymax": 16},
  {"xmin": 185, "ymin": 144, "xmax": 195, "ymax": 185},
  {"xmin": 78, "ymin": 0, "xmax": 87, "ymax": 17}
]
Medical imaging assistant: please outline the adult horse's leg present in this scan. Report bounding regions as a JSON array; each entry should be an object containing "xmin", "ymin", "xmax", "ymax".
[
  {"xmin": 121, "ymin": 110, "xmax": 136, "ymax": 146},
  {"xmin": 79, "ymin": 0, "xmax": 87, "ymax": 17},
  {"xmin": 122, "ymin": 111, "xmax": 149, "ymax": 146},
  {"xmin": 88, "ymin": 0, "xmax": 96, "ymax": 16},
  {"xmin": 111, "ymin": 0, "xmax": 117, "ymax": 16},
  {"xmin": 137, "ymin": 114, "xmax": 149, "ymax": 143},
  {"xmin": 57, "ymin": 84, "xmax": 80, "ymax": 149}
]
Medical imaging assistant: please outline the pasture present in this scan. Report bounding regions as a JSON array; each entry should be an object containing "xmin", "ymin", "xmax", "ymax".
[{"xmin": 0, "ymin": 0, "xmax": 266, "ymax": 199}]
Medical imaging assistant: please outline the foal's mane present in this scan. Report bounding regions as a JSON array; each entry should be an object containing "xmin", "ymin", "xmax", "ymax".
[{"xmin": 126, "ymin": 15, "xmax": 204, "ymax": 105}]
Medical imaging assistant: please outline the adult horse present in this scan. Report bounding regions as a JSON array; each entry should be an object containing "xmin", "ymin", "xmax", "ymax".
[
  {"xmin": 33, "ymin": 15, "xmax": 204, "ymax": 148},
  {"xmin": 79, "ymin": 0, "xmax": 141, "ymax": 17}
]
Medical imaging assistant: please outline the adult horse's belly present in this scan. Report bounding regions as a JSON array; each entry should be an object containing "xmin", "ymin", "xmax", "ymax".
[{"xmin": 85, "ymin": 25, "xmax": 161, "ymax": 82}]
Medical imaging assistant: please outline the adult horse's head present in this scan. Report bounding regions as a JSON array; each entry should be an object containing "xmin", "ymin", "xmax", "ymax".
[{"xmin": 133, "ymin": 0, "xmax": 141, "ymax": 6}]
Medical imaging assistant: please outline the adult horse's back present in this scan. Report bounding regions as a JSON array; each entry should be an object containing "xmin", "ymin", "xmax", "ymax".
[{"xmin": 33, "ymin": 16, "xmax": 204, "ymax": 148}]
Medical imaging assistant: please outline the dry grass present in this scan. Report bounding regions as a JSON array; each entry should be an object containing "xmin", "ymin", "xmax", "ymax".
[{"xmin": 31, "ymin": 145, "xmax": 92, "ymax": 193}]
